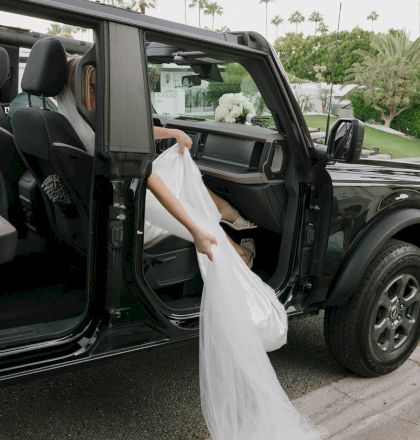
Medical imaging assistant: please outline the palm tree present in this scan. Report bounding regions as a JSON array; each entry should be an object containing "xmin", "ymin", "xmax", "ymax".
[
  {"xmin": 367, "ymin": 11, "xmax": 379, "ymax": 32},
  {"xmin": 347, "ymin": 32, "xmax": 420, "ymax": 126},
  {"xmin": 289, "ymin": 11, "xmax": 305, "ymax": 34},
  {"xmin": 318, "ymin": 21, "xmax": 329, "ymax": 35},
  {"xmin": 271, "ymin": 15, "xmax": 283, "ymax": 39},
  {"xmin": 130, "ymin": 0, "xmax": 157, "ymax": 14},
  {"xmin": 74, "ymin": 26, "xmax": 88, "ymax": 39},
  {"xmin": 47, "ymin": 24, "xmax": 78, "ymax": 38},
  {"xmin": 370, "ymin": 31, "xmax": 420, "ymax": 65},
  {"xmin": 309, "ymin": 11, "xmax": 323, "ymax": 36},
  {"xmin": 215, "ymin": 25, "xmax": 231, "ymax": 32},
  {"xmin": 104, "ymin": 0, "xmax": 129, "ymax": 8},
  {"xmin": 258, "ymin": 0, "xmax": 274, "ymax": 39},
  {"xmin": 47, "ymin": 23, "xmax": 63, "ymax": 35},
  {"xmin": 204, "ymin": 2, "xmax": 223, "ymax": 30},
  {"xmin": 189, "ymin": 0, "xmax": 208, "ymax": 28}
]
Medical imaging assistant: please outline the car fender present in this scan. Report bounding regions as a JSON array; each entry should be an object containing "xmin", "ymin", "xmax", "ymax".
[{"xmin": 325, "ymin": 208, "xmax": 420, "ymax": 306}]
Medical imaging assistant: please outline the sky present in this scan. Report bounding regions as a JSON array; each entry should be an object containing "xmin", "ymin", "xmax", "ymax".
[{"xmin": 0, "ymin": 0, "xmax": 418, "ymax": 42}]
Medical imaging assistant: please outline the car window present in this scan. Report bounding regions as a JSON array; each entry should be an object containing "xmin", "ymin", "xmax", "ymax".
[{"xmin": 147, "ymin": 43, "xmax": 274, "ymax": 129}]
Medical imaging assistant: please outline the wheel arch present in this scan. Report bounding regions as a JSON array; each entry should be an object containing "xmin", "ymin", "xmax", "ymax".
[{"xmin": 325, "ymin": 208, "xmax": 420, "ymax": 307}]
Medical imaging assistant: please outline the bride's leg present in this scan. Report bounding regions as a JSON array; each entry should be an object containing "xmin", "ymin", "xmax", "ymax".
[
  {"xmin": 207, "ymin": 188, "xmax": 241, "ymax": 223},
  {"xmin": 227, "ymin": 234, "xmax": 253, "ymax": 266}
]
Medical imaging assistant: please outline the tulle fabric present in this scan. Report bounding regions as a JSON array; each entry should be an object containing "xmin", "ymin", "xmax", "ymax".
[{"xmin": 145, "ymin": 145, "xmax": 320, "ymax": 440}]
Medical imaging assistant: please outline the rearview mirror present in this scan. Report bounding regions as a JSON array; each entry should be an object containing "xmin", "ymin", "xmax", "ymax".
[
  {"xmin": 182, "ymin": 75, "xmax": 201, "ymax": 87},
  {"xmin": 327, "ymin": 118, "xmax": 364, "ymax": 163},
  {"xmin": 190, "ymin": 63, "xmax": 223, "ymax": 82}
]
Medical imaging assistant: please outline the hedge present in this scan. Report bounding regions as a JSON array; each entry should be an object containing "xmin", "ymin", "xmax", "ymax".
[
  {"xmin": 350, "ymin": 92, "xmax": 381, "ymax": 123},
  {"xmin": 350, "ymin": 93, "xmax": 420, "ymax": 139},
  {"xmin": 391, "ymin": 105, "xmax": 420, "ymax": 139}
]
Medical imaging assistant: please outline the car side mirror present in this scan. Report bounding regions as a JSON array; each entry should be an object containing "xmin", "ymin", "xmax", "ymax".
[
  {"xmin": 182, "ymin": 75, "xmax": 201, "ymax": 87},
  {"xmin": 327, "ymin": 118, "xmax": 364, "ymax": 163}
]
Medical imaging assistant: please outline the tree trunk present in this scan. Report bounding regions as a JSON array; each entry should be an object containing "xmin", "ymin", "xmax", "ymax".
[
  {"xmin": 382, "ymin": 115, "xmax": 394, "ymax": 127},
  {"xmin": 381, "ymin": 106, "xmax": 408, "ymax": 128},
  {"xmin": 185, "ymin": 0, "xmax": 187, "ymax": 24},
  {"xmin": 140, "ymin": 5, "xmax": 146, "ymax": 14},
  {"xmin": 212, "ymin": 14, "xmax": 215, "ymax": 30}
]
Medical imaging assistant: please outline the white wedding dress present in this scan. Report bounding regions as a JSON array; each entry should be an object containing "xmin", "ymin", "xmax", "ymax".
[
  {"xmin": 57, "ymin": 84, "xmax": 316, "ymax": 439},
  {"xmin": 144, "ymin": 145, "xmax": 320, "ymax": 440}
]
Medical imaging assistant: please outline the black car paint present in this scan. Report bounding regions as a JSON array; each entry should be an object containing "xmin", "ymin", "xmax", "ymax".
[
  {"xmin": 321, "ymin": 161, "xmax": 420, "ymax": 302},
  {"xmin": 1, "ymin": 0, "xmax": 420, "ymax": 382}
]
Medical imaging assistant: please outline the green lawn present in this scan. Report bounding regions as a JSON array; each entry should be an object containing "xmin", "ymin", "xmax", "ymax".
[{"xmin": 304, "ymin": 115, "xmax": 420, "ymax": 159}]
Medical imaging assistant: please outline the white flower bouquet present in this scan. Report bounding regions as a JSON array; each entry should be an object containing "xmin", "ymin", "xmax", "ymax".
[{"xmin": 214, "ymin": 93, "xmax": 255, "ymax": 124}]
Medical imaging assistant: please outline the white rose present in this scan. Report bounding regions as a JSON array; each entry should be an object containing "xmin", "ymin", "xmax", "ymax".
[
  {"xmin": 231, "ymin": 93, "xmax": 246, "ymax": 105},
  {"xmin": 215, "ymin": 104, "xmax": 229, "ymax": 121},
  {"xmin": 230, "ymin": 104, "xmax": 243, "ymax": 119},
  {"xmin": 225, "ymin": 116, "xmax": 236, "ymax": 123},
  {"xmin": 219, "ymin": 93, "xmax": 234, "ymax": 108}
]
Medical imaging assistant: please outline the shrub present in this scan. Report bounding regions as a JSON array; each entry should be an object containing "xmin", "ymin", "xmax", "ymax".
[
  {"xmin": 350, "ymin": 92, "xmax": 381, "ymax": 123},
  {"xmin": 391, "ymin": 105, "xmax": 420, "ymax": 138},
  {"xmin": 205, "ymin": 83, "xmax": 241, "ymax": 107}
]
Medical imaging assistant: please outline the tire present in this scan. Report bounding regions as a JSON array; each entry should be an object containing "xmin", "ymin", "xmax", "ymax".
[{"xmin": 324, "ymin": 239, "xmax": 420, "ymax": 377}]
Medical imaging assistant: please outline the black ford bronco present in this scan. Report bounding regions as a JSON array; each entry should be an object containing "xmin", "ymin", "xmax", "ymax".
[{"xmin": 0, "ymin": 0, "xmax": 418, "ymax": 382}]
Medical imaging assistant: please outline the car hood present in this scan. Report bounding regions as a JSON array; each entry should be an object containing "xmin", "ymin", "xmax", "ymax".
[{"xmin": 327, "ymin": 159, "xmax": 420, "ymax": 185}]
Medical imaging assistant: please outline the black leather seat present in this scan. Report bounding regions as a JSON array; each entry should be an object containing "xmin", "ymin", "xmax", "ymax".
[
  {"xmin": 12, "ymin": 38, "xmax": 91, "ymax": 251},
  {"xmin": 11, "ymin": 38, "xmax": 197, "ymax": 292},
  {"xmin": 0, "ymin": 47, "xmax": 25, "ymax": 226},
  {"xmin": 0, "ymin": 215, "xmax": 17, "ymax": 265},
  {"xmin": 0, "ymin": 46, "xmax": 9, "ymax": 132}
]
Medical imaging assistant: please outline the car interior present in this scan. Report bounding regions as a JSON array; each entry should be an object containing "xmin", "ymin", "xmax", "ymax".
[
  {"xmin": 0, "ymin": 23, "xmax": 290, "ymax": 344},
  {"xmin": 0, "ymin": 28, "xmax": 93, "ymax": 349},
  {"xmin": 140, "ymin": 37, "xmax": 289, "ymax": 313}
]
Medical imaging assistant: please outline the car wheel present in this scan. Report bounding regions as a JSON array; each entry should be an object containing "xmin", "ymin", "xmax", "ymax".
[{"xmin": 324, "ymin": 239, "xmax": 420, "ymax": 377}]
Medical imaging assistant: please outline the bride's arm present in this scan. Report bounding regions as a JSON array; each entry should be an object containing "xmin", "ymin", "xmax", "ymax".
[
  {"xmin": 153, "ymin": 127, "xmax": 192, "ymax": 153},
  {"xmin": 147, "ymin": 173, "xmax": 217, "ymax": 260}
]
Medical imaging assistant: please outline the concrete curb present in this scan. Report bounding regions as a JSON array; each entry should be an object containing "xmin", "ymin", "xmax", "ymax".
[{"xmin": 293, "ymin": 345, "xmax": 420, "ymax": 439}]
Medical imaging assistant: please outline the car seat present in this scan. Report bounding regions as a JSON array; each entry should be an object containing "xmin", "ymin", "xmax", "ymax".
[
  {"xmin": 12, "ymin": 37, "xmax": 91, "ymax": 251},
  {"xmin": 0, "ymin": 47, "xmax": 25, "ymax": 226},
  {"xmin": 0, "ymin": 215, "xmax": 17, "ymax": 265}
]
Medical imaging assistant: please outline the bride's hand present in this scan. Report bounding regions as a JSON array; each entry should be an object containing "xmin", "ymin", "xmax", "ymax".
[
  {"xmin": 173, "ymin": 129, "xmax": 193, "ymax": 154},
  {"xmin": 192, "ymin": 227, "xmax": 217, "ymax": 261}
]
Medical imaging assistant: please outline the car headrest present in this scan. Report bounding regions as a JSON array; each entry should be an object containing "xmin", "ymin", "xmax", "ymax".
[
  {"xmin": 0, "ymin": 47, "xmax": 10, "ymax": 89},
  {"xmin": 21, "ymin": 37, "xmax": 67, "ymax": 97}
]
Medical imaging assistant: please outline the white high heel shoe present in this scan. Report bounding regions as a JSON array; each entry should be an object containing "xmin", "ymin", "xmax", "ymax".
[{"xmin": 240, "ymin": 238, "xmax": 256, "ymax": 268}]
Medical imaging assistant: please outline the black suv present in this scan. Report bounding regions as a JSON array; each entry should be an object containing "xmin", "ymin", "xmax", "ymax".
[{"xmin": 0, "ymin": 0, "xmax": 418, "ymax": 382}]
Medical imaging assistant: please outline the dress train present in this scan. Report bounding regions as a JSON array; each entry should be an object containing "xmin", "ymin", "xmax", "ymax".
[{"xmin": 144, "ymin": 145, "xmax": 321, "ymax": 440}]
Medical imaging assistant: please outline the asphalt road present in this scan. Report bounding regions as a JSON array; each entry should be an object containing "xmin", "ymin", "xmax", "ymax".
[{"xmin": 0, "ymin": 313, "xmax": 348, "ymax": 440}]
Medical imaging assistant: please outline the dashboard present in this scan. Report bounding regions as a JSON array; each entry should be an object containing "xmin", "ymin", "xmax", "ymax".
[
  {"xmin": 154, "ymin": 117, "xmax": 286, "ymax": 184},
  {"xmin": 153, "ymin": 116, "xmax": 288, "ymax": 233}
]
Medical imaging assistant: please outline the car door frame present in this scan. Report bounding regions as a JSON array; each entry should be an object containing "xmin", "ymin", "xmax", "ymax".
[
  {"xmin": 0, "ymin": 0, "xmax": 158, "ymax": 381},
  {"xmin": 0, "ymin": 0, "xmax": 333, "ymax": 382}
]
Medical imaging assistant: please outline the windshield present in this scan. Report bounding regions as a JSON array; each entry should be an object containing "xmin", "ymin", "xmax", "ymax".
[{"xmin": 147, "ymin": 46, "xmax": 275, "ymax": 129}]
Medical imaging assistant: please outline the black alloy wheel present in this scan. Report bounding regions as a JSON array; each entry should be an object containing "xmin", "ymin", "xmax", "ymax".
[
  {"xmin": 325, "ymin": 239, "xmax": 420, "ymax": 377},
  {"xmin": 371, "ymin": 273, "xmax": 419, "ymax": 355}
]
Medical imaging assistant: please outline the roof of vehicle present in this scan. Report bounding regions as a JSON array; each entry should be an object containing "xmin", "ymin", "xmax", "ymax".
[
  {"xmin": 0, "ymin": 24, "xmax": 90, "ymax": 53},
  {"xmin": 1, "ymin": 0, "xmax": 254, "ymax": 52}
]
